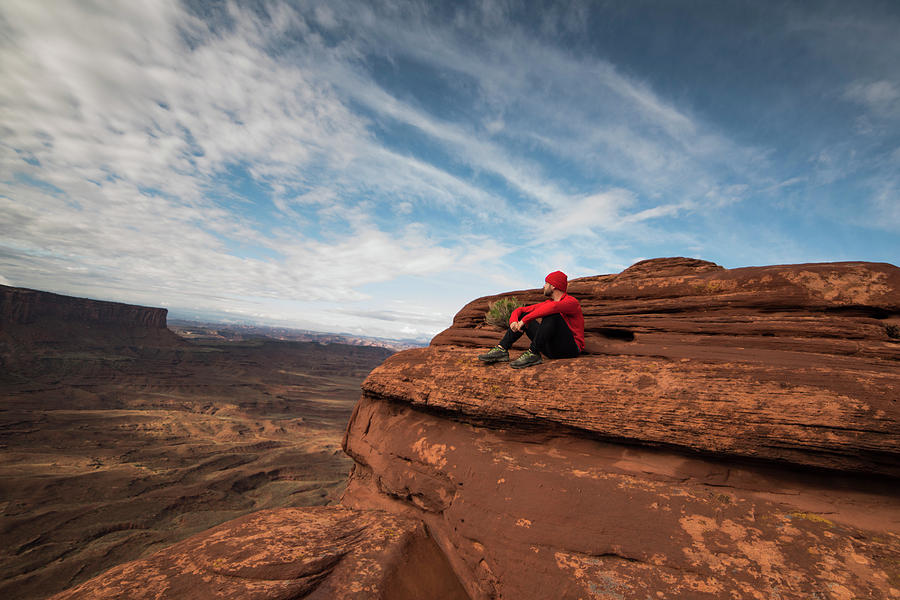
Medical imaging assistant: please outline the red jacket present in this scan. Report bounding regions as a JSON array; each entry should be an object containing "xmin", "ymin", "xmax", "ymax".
[{"xmin": 510, "ymin": 294, "xmax": 585, "ymax": 351}]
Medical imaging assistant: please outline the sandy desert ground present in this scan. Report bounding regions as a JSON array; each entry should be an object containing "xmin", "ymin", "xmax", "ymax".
[{"xmin": 0, "ymin": 337, "xmax": 392, "ymax": 600}]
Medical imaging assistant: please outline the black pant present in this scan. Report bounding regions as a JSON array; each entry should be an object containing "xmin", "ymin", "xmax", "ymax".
[{"xmin": 499, "ymin": 313, "xmax": 580, "ymax": 359}]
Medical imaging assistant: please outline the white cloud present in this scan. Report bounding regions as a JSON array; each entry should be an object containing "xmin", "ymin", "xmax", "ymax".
[
  {"xmin": 542, "ymin": 190, "xmax": 636, "ymax": 238},
  {"xmin": 275, "ymin": 0, "xmax": 769, "ymax": 225},
  {"xmin": 9, "ymin": 0, "xmax": 881, "ymax": 335},
  {"xmin": 845, "ymin": 80, "xmax": 900, "ymax": 118},
  {"xmin": 870, "ymin": 184, "xmax": 900, "ymax": 230},
  {"xmin": 0, "ymin": 2, "xmax": 511, "ymax": 305}
]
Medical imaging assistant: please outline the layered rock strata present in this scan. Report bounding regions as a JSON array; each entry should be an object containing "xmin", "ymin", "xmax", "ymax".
[
  {"xmin": 51, "ymin": 258, "xmax": 900, "ymax": 599},
  {"xmin": 0, "ymin": 285, "xmax": 170, "ymax": 331},
  {"xmin": 0, "ymin": 285, "xmax": 180, "ymax": 361},
  {"xmin": 340, "ymin": 258, "xmax": 900, "ymax": 599}
]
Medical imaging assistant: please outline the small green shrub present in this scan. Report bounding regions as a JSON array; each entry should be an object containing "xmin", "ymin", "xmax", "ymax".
[
  {"xmin": 886, "ymin": 324, "xmax": 900, "ymax": 339},
  {"xmin": 485, "ymin": 297, "xmax": 525, "ymax": 329}
]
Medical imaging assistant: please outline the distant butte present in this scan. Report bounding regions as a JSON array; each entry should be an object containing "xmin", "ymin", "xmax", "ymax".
[{"xmin": 36, "ymin": 259, "xmax": 900, "ymax": 599}]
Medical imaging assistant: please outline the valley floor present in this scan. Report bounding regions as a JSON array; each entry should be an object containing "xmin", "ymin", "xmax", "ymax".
[{"xmin": 0, "ymin": 339, "xmax": 391, "ymax": 600}]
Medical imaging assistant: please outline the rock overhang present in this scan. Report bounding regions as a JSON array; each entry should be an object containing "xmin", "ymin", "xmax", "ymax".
[{"xmin": 364, "ymin": 258, "xmax": 900, "ymax": 478}]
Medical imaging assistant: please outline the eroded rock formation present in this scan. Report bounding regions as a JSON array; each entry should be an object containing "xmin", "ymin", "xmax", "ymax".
[
  {"xmin": 342, "ymin": 258, "xmax": 900, "ymax": 599},
  {"xmin": 0, "ymin": 285, "xmax": 180, "ymax": 370},
  {"xmin": 49, "ymin": 258, "xmax": 900, "ymax": 599},
  {"xmin": 1, "ymin": 285, "xmax": 171, "ymax": 332},
  {"xmin": 0, "ymin": 287, "xmax": 392, "ymax": 600},
  {"xmin": 49, "ymin": 507, "xmax": 467, "ymax": 600}
]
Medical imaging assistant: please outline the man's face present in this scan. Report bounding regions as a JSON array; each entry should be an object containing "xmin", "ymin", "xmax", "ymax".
[{"xmin": 543, "ymin": 282, "xmax": 553, "ymax": 297}]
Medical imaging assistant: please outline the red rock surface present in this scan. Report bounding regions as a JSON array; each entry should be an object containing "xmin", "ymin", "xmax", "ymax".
[
  {"xmin": 45, "ymin": 258, "xmax": 900, "ymax": 599},
  {"xmin": 341, "ymin": 258, "xmax": 900, "ymax": 599},
  {"xmin": 47, "ymin": 507, "xmax": 468, "ymax": 600},
  {"xmin": 343, "ymin": 394, "xmax": 900, "ymax": 599},
  {"xmin": 386, "ymin": 258, "xmax": 900, "ymax": 477}
]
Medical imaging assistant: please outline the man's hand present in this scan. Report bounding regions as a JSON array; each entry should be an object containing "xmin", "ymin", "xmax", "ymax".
[{"xmin": 510, "ymin": 320, "xmax": 525, "ymax": 332}]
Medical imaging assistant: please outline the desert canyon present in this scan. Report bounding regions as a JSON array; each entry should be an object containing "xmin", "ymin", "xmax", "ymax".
[
  {"xmin": 3, "ymin": 257, "xmax": 900, "ymax": 599},
  {"xmin": 0, "ymin": 285, "xmax": 391, "ymax": 599}
]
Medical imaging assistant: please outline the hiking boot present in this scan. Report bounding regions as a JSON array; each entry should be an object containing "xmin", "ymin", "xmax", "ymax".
[
  {"xmin": 510, "ymin": 349, "xmax": 542, "ymax": 369},
  {"xmin": 478, "ymin": 345, "xmax": 509, "ymax": 363}
]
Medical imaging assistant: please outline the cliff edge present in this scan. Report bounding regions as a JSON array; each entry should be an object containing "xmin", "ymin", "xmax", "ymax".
[
  {"xmin": 371, "ymin": 257, "xmax": 900, "ymax": 476},
  {"xmin": 1, "ymin": 284, "xmax": 179, "ymax": 353},
  {"xmin": 50, "ymin": 259, "xmax": 900, "ymax": 599}
]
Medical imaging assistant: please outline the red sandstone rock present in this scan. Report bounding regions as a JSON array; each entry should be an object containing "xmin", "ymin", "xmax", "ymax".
[
  {"xmin": 342, "ymin": 394, "xmax": 900, "ymax": 599},
  {"xmin": 47, "ymin": 507, "xmax": 468, "ymax": 600},
  {"xmin": 0, "ymin": 285, "xmax": 181, "ymax": 362},
  {"xmin": 340, "ymin": 258, "xmax": 900, "ymax": 599},
  {"xmin": 432, "ymin": 258, "xmax": 900, "ymax": 353},
  {"xmin": 382, "ymin": 258, "xmax": 900, "ymax": 477},
  {"xmin": 0, "ymin": 285, "xmax": 171, "ymax": 331}
]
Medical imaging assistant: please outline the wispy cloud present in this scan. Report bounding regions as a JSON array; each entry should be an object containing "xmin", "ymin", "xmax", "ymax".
[
  {"xmin": 1, "ymin": 0, "xmax": 897, "ymax": 338},
  {"xmin": 845, "ymin": 80, "xmax": 900, "ymax": 118},
  {"xmin": 326, "ymin": 3, "xmax": 768, "ymax": 208}
]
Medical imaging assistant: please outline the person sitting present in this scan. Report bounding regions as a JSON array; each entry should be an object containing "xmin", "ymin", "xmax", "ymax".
[{"xmin": 478, "ymin": 271, "xmax": 584, "ymax": 369}]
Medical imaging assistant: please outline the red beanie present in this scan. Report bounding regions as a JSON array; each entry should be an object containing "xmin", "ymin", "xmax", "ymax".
[{"xmin": 545, "ymin": 270, "xmax": 568, "ymax": 292}]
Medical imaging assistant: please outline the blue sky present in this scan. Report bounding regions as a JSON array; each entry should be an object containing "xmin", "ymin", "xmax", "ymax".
[{"xmin": 1, "ymin": 0, "xmax": 898, "ymax": 341}]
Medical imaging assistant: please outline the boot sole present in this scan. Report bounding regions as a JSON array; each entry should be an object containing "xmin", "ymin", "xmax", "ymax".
[{"xmin": 478, "ymin": 356, "xmax": 510, "ymax": 363}]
